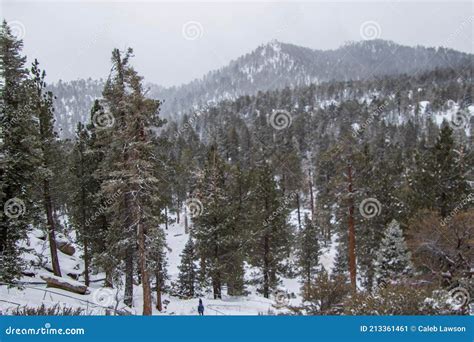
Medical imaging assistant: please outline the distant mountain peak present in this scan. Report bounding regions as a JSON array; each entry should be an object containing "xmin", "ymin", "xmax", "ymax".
[{"xmin": 51, "ymin": 40, "xmax": 472, "ymax": 138}]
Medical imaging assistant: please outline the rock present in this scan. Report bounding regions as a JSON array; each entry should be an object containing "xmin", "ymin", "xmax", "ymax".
[
  {"xmin": 40, "ymin": 274, "xmax": 88, "ymax": 295},
  {"xmin": 56, "ymin": 240, "xmax": 75, "ymax": 256},
  {"xmin": 21, "ymin": 270, "xmax": 36, "ymax": 277},
  {"xmin": 67, "ymin": 272, "xmax": 79, "ymax": 280}
]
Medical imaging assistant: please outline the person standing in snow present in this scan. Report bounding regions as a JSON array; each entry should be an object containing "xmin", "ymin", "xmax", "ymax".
[{"xmin": 198, "ymin": 298, "xmax": 204, "ymax": 315}]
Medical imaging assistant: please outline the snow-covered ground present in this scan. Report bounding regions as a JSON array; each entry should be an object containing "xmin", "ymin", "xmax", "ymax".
[{"xmin": 0, "ymin": 209, "xmax": 338, "ymax": 315}]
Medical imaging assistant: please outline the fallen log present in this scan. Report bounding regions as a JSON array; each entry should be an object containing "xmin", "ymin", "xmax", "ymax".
[{"xmin": 40, "ymin": 275, "xmax": 88, "ymax": 295}]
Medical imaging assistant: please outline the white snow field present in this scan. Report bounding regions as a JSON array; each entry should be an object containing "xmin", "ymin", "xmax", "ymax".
[{"xmin": 0, "ymin": 209, "xmax": 338, "ymax": 316}]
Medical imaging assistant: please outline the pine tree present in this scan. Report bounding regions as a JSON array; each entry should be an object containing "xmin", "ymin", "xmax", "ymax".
[
  {"xmin": 97, "ymin": 48, "xmax": 167, "ymax": 314},
  {"xmin": 298, "ymin": 214, "xmax": 320, "ymax": 288},
  {"xmin": 373, "ymin": 219, "xmax": 413, "ymax": 285},
  {"xmin": 0, "ymin": 20, "xmax": 36, "ymax": 282},
  {"xmin": 29, "ymin": 60, "xmax": 62, "ymax": 277},
  {"xmin": 192, "ymin": 145, "xmax": 230, "ymax": 299},
  {"xmin": 432, "ymin": 125, "xmax": 469, "ymax": 217},
  {"xmin": 356, "ymin": 135, "xmax": 405, "ymax": 291},
  {"xmin": 408, "ymin": 124, "xmax": 469, "ymax": 218},
  {"xmin": 248, "ymin": 158, "xmax": 292, "ymax": 298},
  {"xmin": 70, "ymin": 121, "xmax": 96, "ymax": 286},
  {"xmin": 150, "ymin": 227, "xmax": 168, "ymax": 311},
  {"xmin": 177, "ymin": 237, "xmax": 197, "ymax": 298},
  {"xmin": 85, "ymin": 100, "xmax": 114, "ymax": 287},
  {"xmin": 222, "ymin": 165, "xmax": 247, "ymax": 296}
]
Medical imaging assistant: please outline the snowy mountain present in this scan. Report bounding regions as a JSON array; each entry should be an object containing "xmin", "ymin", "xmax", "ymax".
[
  {"xmin": 50, "ymin": 40, "xmax": 473, "ymax": 138},
  {"xmin": 153, "ymin": 39, "xmax": 472, "ymax": 108},
  {"xmin": 48, "ymin": 79, "xmax": 104, "ymax": 139}
]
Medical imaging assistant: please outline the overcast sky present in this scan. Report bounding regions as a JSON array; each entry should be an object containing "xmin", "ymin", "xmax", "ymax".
[{"xmin": 2, "ymin": 1, "xmax": 473, "ymax": 87}]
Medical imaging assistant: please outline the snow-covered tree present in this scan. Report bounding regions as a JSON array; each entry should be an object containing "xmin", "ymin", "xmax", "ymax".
[
  {"xmin": 177, "ymin": 237, "xmax": 197, "ymax": 298},
  {"xmin": 97, "ymin": 48, "xmax": 167, "ymax": 315},
  {"xmin": 192, "ymin": 145, "xmax": 231, "ymax": 299},
  {"xmin": 30, "ymin": 60, "xmax": 62, "ymax": 277},
  {"xmin": 0, "ymin": 20, "xmax": 34, "ymax": 283},
  {"xmin": 373, "ymin": 219, "xmax": 413, "ymax": 285},
  {"xmin": 298, "ymin": 214, "xmax": 320, "ymax": 287}
]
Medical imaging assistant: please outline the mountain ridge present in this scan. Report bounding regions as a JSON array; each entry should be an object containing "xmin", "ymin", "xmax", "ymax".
[{"xmin": 49, "ymin": 39, "xmax": 473, "ymax": 138}]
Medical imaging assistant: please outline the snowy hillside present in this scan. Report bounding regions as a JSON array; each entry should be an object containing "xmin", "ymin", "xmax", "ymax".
[{"xmin": 0, "ymin": 210, "xmax": 338, "ymax": 316}]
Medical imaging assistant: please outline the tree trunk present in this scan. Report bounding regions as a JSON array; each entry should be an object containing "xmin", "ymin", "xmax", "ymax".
[
  {"xmin": 212, "ymin": 236, "xmax": 222, "ymax": 299},
  {"xmin": 347, "ymin": 164, "xmax": 357, "ymax": 292},
  {"xmin": 164, "ymin": 207, "xmax": 168, "ymax": 230},
  {"xmin": 308, "ymin": 169, "xmax": 315, "ymax": 219},
  {"xmin": 199, "ymin": 255, "xmax": 206, "ymax": 289},
  {"xmin": 155, "ymin": 267, "xmax": 163, "ymax": 311},
  {"xmin": 296, "ymin": 193, "xmax": 301, "ymax": 230},
  {"xmin": 263, "ymin": 234, "xmax": 270, "ymax": 298},
  {"xmin": 44, "ymin": 179, "xmax": 61, "ymax": 277},
  {"xmin": 156, "ymin": 282, "xmax": 162, "ymax": 311},
  {"xmin": 124, "ymin": 246, "xmax": 134, "ymax": 306},
  {"xmin": 105, "ymin": 269, "xmax": 113, "ymax": 288},
  {"xmin": 80, "ymin": 170, "xmax": 90, "ymax": 286},
  {"xmin": 41, "ymin": 275, "xmax": 87, "ymax": 294},
  {"xmin": 176, "ymin": 200, "xmax": 180, "ymax": 224},
  {"xmin": 123, "ymin": 193, "xmax": 134, "ymax": 307},
  {"xmin": 212, "ymin": 273, "xmax": 221, "ymax": 299},
  {"xmin": 83, "ymin": 239, "xmax": 90, "ymax": 286},
  {"xmin": 184, "ymin": 205, "xmax": 189, "ymax": 234},
  {"xmin": 138, "ymin": 222, "xmax": 152, "ymax": 315}
]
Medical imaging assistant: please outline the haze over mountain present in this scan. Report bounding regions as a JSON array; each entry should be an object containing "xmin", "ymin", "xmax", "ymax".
[{"xmin": 50, "ymin": 39, "xmax": 473, "ymax": 138}]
